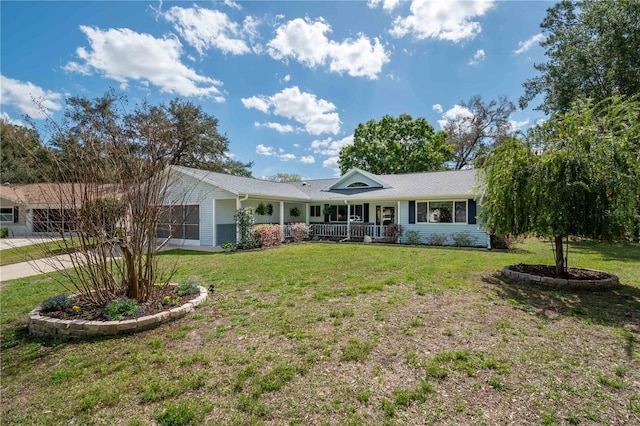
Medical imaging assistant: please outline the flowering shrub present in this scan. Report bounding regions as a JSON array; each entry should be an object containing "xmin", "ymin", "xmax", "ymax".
[
  {"xmin": 451, "ymin": 232, "xmax": 479, "ymax": 247},
  {"xmin": 254, "ymin": 224, "xmax": 283, "ymax": 248},
  {"xmin": 41, "ymin": 295, "xmax": 71, "ymax": 312},
  {"xmin": 288, "ymin": 222, "xmax": 310, "ymax": 243},
  {"xmin": 175, "ymin": 279, "xmax": 200, "ymax": 296},
  {"xmin": 425, "ymin": 233, "xmax": 448, "ymax": 246},
  {"xmin": 234, "ymin": 207, "xmax": 257, "ymax": 249},
  {"xmin": 103, "ymin": 297, "xmax": 142, "ymax": 321}
]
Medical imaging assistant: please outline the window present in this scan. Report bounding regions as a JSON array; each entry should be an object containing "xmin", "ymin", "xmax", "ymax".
[
  {"xmin": 0, "ymin": 207, "xmax": 13, "ymax": 222},
  {"xmin": 310, "ymin": 205, "xmax": 321, "ymax": 217},
  {"xmin": 416, "ymin": 201, "xmax": 466, "ymax": 224},
  {"xmin": 347, "ymin": 182, "xmax": 369, "ymax": 188},
  {"xmin": 157, "ymin": 205, "xmax": 199, "ymax": 240},
  {"xmin": 328, "ymin": 204, "xmax": 363, "ymax": 222}
]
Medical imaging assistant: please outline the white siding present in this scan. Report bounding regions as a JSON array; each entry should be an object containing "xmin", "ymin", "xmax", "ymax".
[
  {"xmin": 164, "ymin": 173, "xmax": 236, "ymax": 246},
  {"xmin": 398, "ymin": 200, "xmax": 488, "ymax": 247}
]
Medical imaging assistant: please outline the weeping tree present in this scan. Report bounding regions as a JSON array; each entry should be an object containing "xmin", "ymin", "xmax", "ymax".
[
  {"xmin": 25, "ymin": 93, "xmax": 201, "ymax": 305},
  {"xmin": 479, "ymin": 95, "xmax": 640, "ymax": 276}
]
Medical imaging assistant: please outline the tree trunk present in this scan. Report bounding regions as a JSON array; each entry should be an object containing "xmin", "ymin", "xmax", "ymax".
[
  {"xmin": 554, "ymin": 235, "xmax": 565, "ymax": 277},
  {"xmin": 121, "ymin": 244, "xmax": 138, "ymax": 299}
]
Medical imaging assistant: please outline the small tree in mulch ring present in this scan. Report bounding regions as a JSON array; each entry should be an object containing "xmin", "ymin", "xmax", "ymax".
[{"xmin": 479, "ymin": 95, "xmax": 640, "ymax": 277}]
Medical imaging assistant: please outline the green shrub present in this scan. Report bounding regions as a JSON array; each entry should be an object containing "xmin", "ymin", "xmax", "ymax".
[
  {"xmin": 175, "ymin": 279, "xmax": 199, "ymax": 296},
  {"xmin": 405, "ymin": 230, "xmax": 421, "ymax": 245},
  {"xmin": 0, "ymin": 228, "xmax": 8, "ymax": 238},
  {"xmin": 41, "ymin": 295, "xmax": 71, "ymax": 312},
  {"xmin": 103, "ymin": 297, "xmax": 141, "ymax": 321},
  {"xmin": 234, "ymin": 207, "xmax": 257, "ymax": 249},
  {"xmin": 451, "ymin": 232, "xmax": 479, "ymax": 247},
  {"xmin": 425, "ymin": 233, "xmax": 448, "ymax": 246}
]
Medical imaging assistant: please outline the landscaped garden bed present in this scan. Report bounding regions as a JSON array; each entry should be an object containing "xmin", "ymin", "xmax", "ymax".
[
  {"xmin": 27, "ymin": 283, "xmax": 208, "ymax": 338},
  {"xmin": 502, "ymin": 263, "xmax": 619, "ymax": 290}
]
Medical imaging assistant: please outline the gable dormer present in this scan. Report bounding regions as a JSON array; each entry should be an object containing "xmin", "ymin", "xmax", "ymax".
[{"xmin": 323, "ymin": 168, "xmax": 391, "ymax": 191}]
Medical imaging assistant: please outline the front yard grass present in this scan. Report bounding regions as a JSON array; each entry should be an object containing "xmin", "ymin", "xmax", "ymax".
[{"xmin": 1, "ymin": 239, "xmax": 639, "ymax": 425}]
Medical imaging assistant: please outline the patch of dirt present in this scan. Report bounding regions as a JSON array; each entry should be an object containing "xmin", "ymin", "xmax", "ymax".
[
  {"xmin": 510, "ymin": 263, "xmax": 611, "ymax": 280},
  {"xmin": 40, "ymin": 285, "xmax": 201, "ymax": 321}
]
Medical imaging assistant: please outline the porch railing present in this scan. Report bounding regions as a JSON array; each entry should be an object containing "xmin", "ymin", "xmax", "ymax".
[{"xmin": 310, "ymin": 223, "xmax": 392, "ymax": 240}]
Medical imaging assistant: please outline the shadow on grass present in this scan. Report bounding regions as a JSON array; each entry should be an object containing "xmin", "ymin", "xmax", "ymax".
[
  {"xmin": 157, "ymin": 248, "xmax": 220, "ymax": 257},
  {"xmin": 483, "ymin": 273, "xmax": 640, "ymax": 357},
  {"xmin": 569, "ymin": 240, "xmax": 640, "ymax": 262}
]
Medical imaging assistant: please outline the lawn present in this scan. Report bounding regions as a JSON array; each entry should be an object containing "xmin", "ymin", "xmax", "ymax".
[{"xmin": 1, "ymin": 239, "xmax": 639, "ymax": 425}]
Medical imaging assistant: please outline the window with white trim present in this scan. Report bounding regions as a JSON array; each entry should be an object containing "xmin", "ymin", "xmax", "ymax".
[
  {"xmin": 416, "ymin": 201, "xmax": 467, "ymax": 224},
  {"xmin": 310, "ymin": 205, "xmax": 322, "ymax": 217},
  {"xmin": 328, "ymin": 204, "xmax": 363, "ymax": 222},
  {"xmin": 0, "ymin": 207, "xmax": 13, "ymax": 222}
]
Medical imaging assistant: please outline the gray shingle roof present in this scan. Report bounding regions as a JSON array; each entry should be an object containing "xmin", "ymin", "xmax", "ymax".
[{"xmin": 172, "ymin": 166, "xmax": 481, "ymax": 202}]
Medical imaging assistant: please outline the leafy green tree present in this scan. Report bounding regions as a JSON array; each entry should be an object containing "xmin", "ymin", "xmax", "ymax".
[
  {"xmin": 442, "ymin": 95, "xmax": 516, "ymax": 169},
  {"xmin": 0, "ymin": 119, "xmax": 56, "ymax": 183},
  {"xmin": 480, "ymin": 96, "xmax": 640, "ymax": 276},
  {"xmin": 54, "ymin": 92, "xmax": 252, "ymax": 182},
  {"xmin": 264, "ymin": 173, "xmax": 302, "ymax": 182},
  {"xmin": 338, "ymin": 114, "xmax": 452, "ymax": 175},
  {"xmin": 520, "ymin": 0, "xmax": 640, "ymax": 114},
  {"xmin": 166, "ymin": 99, "xmax": 253, "ymax": 175}
]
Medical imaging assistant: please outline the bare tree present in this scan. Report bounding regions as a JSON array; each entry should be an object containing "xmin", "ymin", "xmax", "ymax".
[
  {"xmin": 24, "ymin": 94, "xmax": 197, "ymax": 306},
  {"xmin": 442, "ymin": 95, "xmax": 516, "ymax": 169}
]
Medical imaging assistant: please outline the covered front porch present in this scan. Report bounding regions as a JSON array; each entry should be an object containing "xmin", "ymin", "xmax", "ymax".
[{"xmin": 307, "ymin": 223, "xmax": 398, "ymax": 242}]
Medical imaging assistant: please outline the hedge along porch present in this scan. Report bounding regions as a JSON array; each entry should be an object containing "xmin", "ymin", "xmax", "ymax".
[{"xmin": 162, "ymin": 166, "xmax": 489, "ymax": 248}]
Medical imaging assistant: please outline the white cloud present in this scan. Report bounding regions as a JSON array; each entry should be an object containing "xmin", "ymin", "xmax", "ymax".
[
  {"xmin": 163, "ymin": 6, "xmax": 254, "ymax": 55},
  {"xmin": 437, "ymin": 104, "xmax": 474, "ymax": 129},
  {"xmin": 300, "ymin": 155, "xmax": 315, "ymax": 164},
  {"xmin": 241, "ymin": 86, "xmax": 340, "ymax": 135},
  {"xmin": 514, "ymin": 33, "xmax": 544, "ymax": 55},
  {"xmin": 0, "ymin": 112, "xmax": 24, "ymax": 126},
  {"xmin": 64, "ymin": 26, "xmax": 224, "ymax": 99},
  {"xmin": 468, "ymin": 49, "xmax": 485, "ymax": 65},
  {"xmin": 223, "ymin": 0, "xmax": 242, "ymax": 10},
  {"xmin": 368, "ymin": 0, "xmax": 401, "ymax": 11},
  {"xmin": 267, "ymin": 18, "xmax": 390, "ymax": 79},
  {"xmin": 282, "ymin": 74, "xmax": 291, "ymax": 83},
  {"xmin": 0, "ymin": 75, "xmax": 63, "ymax": 119},
  {"xmin": 254, "ymin": 121, "xmax": 295, "ymax": 133},
  {"xmin": 279, "ymin": 153, "xmax": 296, "ymax": 161},
  {"xmin": 391, "ymin": 0, "xmax": 494, "ymax": 42},
  {"xmin": 256, "ymin": 144, "xmax": 275, "ymax": 156},
  {"xmin": 509, "ymin": 118, "xmax": 530, "ymax": 132},
  {"xmin": 322, "ymin": 156, "xmax": 341, "ymax": 175},
  {"xmin": 242, "ymin": 96, "xmax": 270, "ymax": 113},
  {"xmin": 310, "ymin": 135, "xmax": 354, "ymax": 156},
  {"xmin": 432, "ymin": 103, "xmax": 443, "ymax": 114}
]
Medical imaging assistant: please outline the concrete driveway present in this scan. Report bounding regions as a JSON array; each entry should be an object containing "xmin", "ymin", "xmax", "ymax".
[{"xmin": 0, "ymin": 237, "xmax": 60, "ymax": 250}]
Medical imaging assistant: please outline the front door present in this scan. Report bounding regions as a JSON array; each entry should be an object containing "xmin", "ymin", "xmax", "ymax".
[{"xmin": 375, "ymin": 205, "xmax": 395, "ymax": 237}]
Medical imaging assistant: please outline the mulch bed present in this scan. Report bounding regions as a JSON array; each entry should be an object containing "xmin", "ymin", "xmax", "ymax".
[
  {"xmin": 510, "ymin": 263, "xmax": 611, "ymax": 280},
  {"xmin": 41, "ymin": 285, "xmax": 201, "ymax": 321}
]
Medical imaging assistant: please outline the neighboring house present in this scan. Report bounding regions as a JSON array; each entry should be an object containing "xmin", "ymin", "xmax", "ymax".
[
  {"xmin": 0, "ymin": 183, "xmax": 116, "ymax": 236},
  {"xmin": 164, "ymin": 165, "xmax": 488, "ymax": 247}
]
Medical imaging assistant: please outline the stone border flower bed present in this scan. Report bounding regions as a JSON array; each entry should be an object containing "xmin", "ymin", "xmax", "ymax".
[
  {"xmin": 501, "ymin": 264, "xmax": 619, "ymax": 291},
  {"xmin": 28, "ymin": 285, "xmax": 208, "ymax": 338}
]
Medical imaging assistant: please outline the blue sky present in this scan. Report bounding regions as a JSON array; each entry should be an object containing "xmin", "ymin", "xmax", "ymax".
[{"xmin": 1, "ymin": 0, "xmax": 552, "ymax": 179}]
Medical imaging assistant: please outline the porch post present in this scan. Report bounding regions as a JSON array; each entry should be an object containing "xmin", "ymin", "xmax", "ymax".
[
  {"xmin": 345, "ymin": 201, "xmax": 350, "ymax": 238},
  {"xmin": 211, "ymin": 199, "xmax": 216, "ymax": 247},
  {"xmin": 279, "ymin": 200, "xmax": 285, "ymax": 241},
  {"xmin": 305, "ymin": 203, "xmax": 310, "ymax": 226},
  {"xmin": 397, "ymin": 201, "xmax": 401, "ymax": 243}
]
